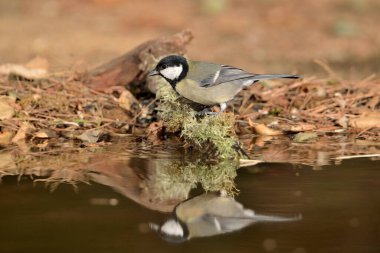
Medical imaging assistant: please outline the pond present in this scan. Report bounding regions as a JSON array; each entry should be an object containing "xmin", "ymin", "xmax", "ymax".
[{"xmin": 1, "ymin": 137, "xmax": 380, "ymax": 253}]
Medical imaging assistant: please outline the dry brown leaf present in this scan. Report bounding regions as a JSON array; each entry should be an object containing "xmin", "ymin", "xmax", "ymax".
[
  {"xmin": 77, "ymin": 130, "xmax": 102, "ymax": 143},
  {"xmin": 337, "ymin": 116, "xmax": 348, "ymax": 128},
  {"xmin": 253, "ymin": 123, "xmax": 283, "ymax": 136},
  {"xmin": 118, "ymin": 90, "xmax": 139, "ymax": 112},
  {"xmin": 366, "ymin": 96, "xmax": 379, "ymax": 109},
  {"xmin": 0, "ymin": 96, "xmax": 15, "ymax": 120},
  {"xmin": 280, "ymin": 123, "xmax": 316, "ymax": 132},
  {"xmin": 0, "ymin": 64, "xmax": 47, "ymax": 79},
  {"xmin": 147, "ymin": 121, "xmax": 164, "ymax": 144},
  {"xmin": 0, "ymin": 131, "xmax": 14, "ymax": 146},
  {"xmin": 25, "ymin": 56, "xmax": 49, "ymax": 71},
  {"xmin": 349, "ymin": 112, "xmax": 380, "ymax": 129},
  {"xmin": 349, "ymin": 117, "xmax": 380, "ymax": 129},
  {"xmin": 247, "ymin": 118, "xmax": 255, "ymax": 127},
  {"xmin": 0, "ymin": 153, "xmax": 16, "ymax": 171},
  {"xmin": 36, "ymin": 140, "xmax": 49, "ymax": 149},
  {"xmin": 12, "ymin": 123, "xmax": 34, "ymax": 143},
  {"xmin": 34, "ymin": 129, "xmax": 58, "ymax": 139},
  {"xmin": 0, "ymin": 57, "xmax": 48, "ymax": 79},
  {"xmin": 254, "ymin": 135, "xmax": 274, "ymax": 147}
]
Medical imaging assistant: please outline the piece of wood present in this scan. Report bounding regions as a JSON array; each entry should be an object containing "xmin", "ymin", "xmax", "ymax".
[{"xmin": 85, "ymin": 30, "xmax": 193, "ymax": 93}]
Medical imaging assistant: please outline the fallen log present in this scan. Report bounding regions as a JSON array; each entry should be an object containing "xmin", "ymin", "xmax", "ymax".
[{"xmin": 85, "ymin": 29, "xmax": 193, "ymax": 94}]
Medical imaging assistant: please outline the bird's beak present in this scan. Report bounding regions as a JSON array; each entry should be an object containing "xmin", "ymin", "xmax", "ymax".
[
  {"xmin": 148, "ymin": 69, "xmax": 159, "ymax": 77},
  {"xmin": 149, "ymin": 223, "xmax": 160, "ymax": 232}
]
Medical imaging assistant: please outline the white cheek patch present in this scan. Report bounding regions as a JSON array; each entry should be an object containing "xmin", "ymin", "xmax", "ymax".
[
  {"xmin": 160, "ymin": 220, "xmax": 184, "ymax": 237},
  {"xmin": 160, "ymin": 65, "xmax": 183, "ymax": 81}
]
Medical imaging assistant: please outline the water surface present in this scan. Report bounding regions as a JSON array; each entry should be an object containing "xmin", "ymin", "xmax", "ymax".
[{"xmin": 1, "ymin": 140, "xmax": 380, "ymax": 253}]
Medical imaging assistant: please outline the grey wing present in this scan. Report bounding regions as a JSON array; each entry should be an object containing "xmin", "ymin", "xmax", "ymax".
[
  {"xmin": 200, "ymin": 212, "xmax": 301, "ymax": 234},
  {"xmin": 199, "ymin": 65, "xmax": 257, "ymax": 87},
  {"xmin": 201, "ymin": 214, "xmax": 255, "ymax": 233}
]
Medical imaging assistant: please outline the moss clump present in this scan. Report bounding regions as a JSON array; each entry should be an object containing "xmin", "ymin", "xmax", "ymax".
[{"xmin": 157, "ymin": 82, "xmax": 239, "ymax": 159}]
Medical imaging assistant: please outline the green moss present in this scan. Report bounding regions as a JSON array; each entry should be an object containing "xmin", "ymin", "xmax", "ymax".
[{"xmin": 157, "ymin": 82, "xmax": 240, "ymax": 159}]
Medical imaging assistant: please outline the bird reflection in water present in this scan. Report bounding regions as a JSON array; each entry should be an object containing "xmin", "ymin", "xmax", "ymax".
[
  {"xmin": 150, "ymin": 192, "xmax": 302, "ymax": 243},
  {"xmin": 8, "ymin": 148, "xmax": 301, "ymax": 242}
]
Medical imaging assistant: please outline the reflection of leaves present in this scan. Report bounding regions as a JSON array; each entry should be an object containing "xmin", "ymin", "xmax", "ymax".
[
  {"xmin": 0, "ymin": 153, "xmax": 17, "ymax": 181},
  {"xmin": 34, "ymin": 168, "xmax": 91, "ymax": 193},
  {"xmin": 293, "ymin": 132, "xmax": 318, "ymax": 143},
  {"xmin": 252, "ymin": 123, "xmax": 283, "ymax": 136},
  {"xmin": 15, "ymin": 151, "xmax": 94, "ymax": 192}
]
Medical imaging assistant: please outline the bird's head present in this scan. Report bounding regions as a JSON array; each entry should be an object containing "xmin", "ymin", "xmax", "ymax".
[
  {"xmin": 149, "ymin": 219, "xmax": 189, "ymax": 243},
  {"xmin": 148, "ymin": 55, "xmax": 188, "ymax": 87}
]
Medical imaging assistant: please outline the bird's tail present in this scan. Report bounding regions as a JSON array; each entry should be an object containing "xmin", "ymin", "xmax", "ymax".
[
  {"xmin": 253, "ymin": 213, "xmax": 303, "ymax": 223},
  {"xmin": 253, "ymin": 74, "xmax": 301, "ymax": 80}
]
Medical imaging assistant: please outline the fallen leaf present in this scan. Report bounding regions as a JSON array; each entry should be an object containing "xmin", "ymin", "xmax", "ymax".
[
  {"xmin": 0, "ymin": 96, "xmax": 15, "ymax": 120},
  {"xmin": 147, "ymin": 121, "xmax": 165, "ymax": 144},
  {"xmin": 254, "ymin": 135, "xmax": 274, "ymax": 147},
  {"xmin": 0, "ymin": 132, "xmax": 14, "ymax": 146},
  {"xmin": 0, "ymin": 153, "xmax": 17, "ymax": 171},
  {"xmin": 0, "ymin": 57, "xmax": 48, "ymax": 79},
  {"xmin": 118, "ymin": 90, "xmax": 139, "ymax": 112},
  {"xmin": 12, "ymin": 122, "xmax": 34, "ymax": 143},
  {"xmin": 293, "ymin": 132, "xmax": 318, "ymax": 142},
  {"xmin": 33, "ymin": 129, "xmax": 58, "ymax": 139},
  {"xmin": 25, "ymin": 56, "xmax": 49, "ymax": 71},
  {"xmin": 337, "ymin": 116, "xmax": 348, "ymax": 128},
  {"xmin": 349, "ymin": 117, "xmax": 380, "ymax": 129},
  {"xmin": 366, "ymin": 96, "xmax": 379, "ymax": 109},
  {"xmin": 280, "ymin": 123, "xmax": 316, "ymax": 132},
  {"xmin": 253, "ymin": 123, "xmax": 283, "ymax": 136},
  {"xmin": 77, "ymin": 130, "xmax": 102, "ymax": 143},
  {"xmin": 14, "ymin": 140, "xmax": 30, "ymax": 154},
  {"xmin": 36, "ymin": 140, "xmax": 49, "ymax": 149}
]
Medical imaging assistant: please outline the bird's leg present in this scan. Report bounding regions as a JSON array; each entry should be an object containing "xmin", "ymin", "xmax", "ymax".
[
  {"xmin": 196, "ymin": 107, "xmax": 218, "ymax": 116},
  {"xmin": 196, "ymin": 103, "xmax": 227, "ymax": 117},
  {"xmin": 219, "ymin": 103, "xmax": 227, "ymax": 113}
]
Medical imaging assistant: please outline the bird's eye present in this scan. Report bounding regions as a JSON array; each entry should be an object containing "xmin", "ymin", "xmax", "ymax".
[{"xmin": 161, "ymin": 64, "xmax": 167, "ymax": 70}]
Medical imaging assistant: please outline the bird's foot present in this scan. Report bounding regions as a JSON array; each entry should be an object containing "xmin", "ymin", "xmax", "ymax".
[{"xmin": 196, "ymin": 108, "xmax": 219, "ymax": 117}]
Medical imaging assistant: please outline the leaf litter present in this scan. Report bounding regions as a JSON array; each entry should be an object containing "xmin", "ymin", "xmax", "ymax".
[{"xmin": 0, "ymin": 45, "xmax": 379, "ymax": 187}]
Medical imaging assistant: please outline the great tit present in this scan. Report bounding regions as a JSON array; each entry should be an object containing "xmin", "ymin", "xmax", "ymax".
[
  {"xmin": 150, "ymin": 192, "xmax": 302, "ymax": 242},
  {"xmin": 148, "ymin": 55, "xmax": 301, "ymax": 112}
]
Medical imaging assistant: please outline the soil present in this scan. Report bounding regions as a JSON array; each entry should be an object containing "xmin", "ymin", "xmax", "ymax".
[{"xmin": 1, "ymin": 0, "xmax": 380, "ymax": 78}]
